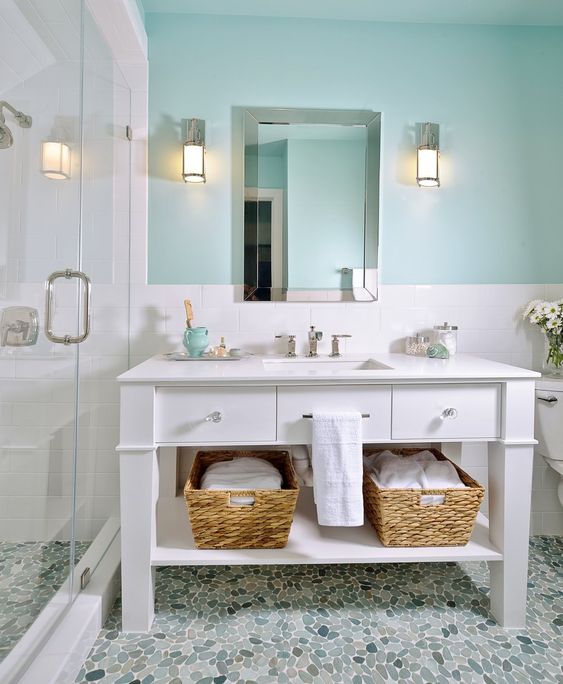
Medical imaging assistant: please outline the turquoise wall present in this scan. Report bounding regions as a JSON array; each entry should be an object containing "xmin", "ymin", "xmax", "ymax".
[
  {"xmin": 146, "ymin": 14, "xmax": 563, "ymax": 284},
  {"xmin": 135, "ymin": 0, "xmax": 144, "ymax": 22},
  {"xmin": 287, "ymin": 139, "xmax": 365, "ymax": 289},
  {"xmin": 245, "ymin": 147, "xmax": 286, "ymax": 189}
]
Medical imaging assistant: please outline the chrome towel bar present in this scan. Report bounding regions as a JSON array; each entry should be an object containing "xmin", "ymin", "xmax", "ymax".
[{"xmin": 302, "ymin": 413, "xmax": 370, "ymax": 419}]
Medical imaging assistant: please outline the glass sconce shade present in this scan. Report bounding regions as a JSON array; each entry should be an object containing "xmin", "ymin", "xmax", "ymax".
[
  {"xmin": 183, "ymin": 118, "xmax": 205, "ymax": 183},
  {"xmin": 41, "ymin": 141, "xmax": 71, "ymax": 180},
  {"xmin": 416, "ymin": 122, "xmax": 440, "ymax": 187}
]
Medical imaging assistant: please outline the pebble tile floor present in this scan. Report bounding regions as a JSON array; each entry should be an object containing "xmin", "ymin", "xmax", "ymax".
[
  {"xmin": 75, "ymin": 536, "xmax": 563, "ymax": 684},
  {"xmin": 0, "ymin": 541, "xmax": 88, "ymax": 663}
]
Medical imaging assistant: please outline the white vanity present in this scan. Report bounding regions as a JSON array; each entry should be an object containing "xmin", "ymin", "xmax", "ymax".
[{"xmin": 117, "ymin": 353, "xmax": 539, "ymax": 632}]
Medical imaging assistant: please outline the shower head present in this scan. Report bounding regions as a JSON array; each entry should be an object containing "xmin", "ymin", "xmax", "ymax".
[
  {"xmin": 0, "ymin": 101, "xmax": 32, "ymax": 150},
  {"xmin": 0, "ymin": 122, "xmax": 14, "ymax": 149}
]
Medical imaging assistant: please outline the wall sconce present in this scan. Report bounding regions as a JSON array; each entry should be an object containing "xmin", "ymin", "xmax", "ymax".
[
  {"xmin": 41, "ymin": 141, "xmax": 71, "ymax": 180},
  {"xmin": 416, "ymin": 122, "xmax": 440, "ymax": 187},
  {"xmin": 182, "ymin": 118, "xmax": 205, "ymax": 183}
]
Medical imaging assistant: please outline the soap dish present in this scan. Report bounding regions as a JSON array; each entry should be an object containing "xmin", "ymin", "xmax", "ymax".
[{"xmin": 163, "ymin": 352, "xmax": 241, "ymax": 362}]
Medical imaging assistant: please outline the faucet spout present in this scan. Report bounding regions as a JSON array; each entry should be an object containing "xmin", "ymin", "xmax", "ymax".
[{"xmin": 307, "ymin": 326, "xmax": 323, "ymax": 357}]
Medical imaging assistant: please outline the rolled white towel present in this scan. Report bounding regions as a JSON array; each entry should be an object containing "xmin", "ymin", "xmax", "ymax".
[{"xmin": 292, "ymin": 445, "xmax": 314, "ymax": 486}]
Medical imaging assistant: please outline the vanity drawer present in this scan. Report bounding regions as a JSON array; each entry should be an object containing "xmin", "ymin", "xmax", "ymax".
[
  {"xmin": 392, "ymin": 384, "xmax": 500, "ymax": 440},
  {"xmin": 277, "ymin": 385, "xmax": 392, "ymax": 443},
  {"xmin": 156, "ymin": 387, "xmax": 276, "ymax": 443}
]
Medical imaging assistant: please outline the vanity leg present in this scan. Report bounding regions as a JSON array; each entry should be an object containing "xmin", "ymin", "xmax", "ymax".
[
  {"xmin": 120, "ymin": 449, "xmax": 158, "ymax": 632},
  {"xmin": 487, "ymin": 443, "xmax": 534, "ymax": 628}
]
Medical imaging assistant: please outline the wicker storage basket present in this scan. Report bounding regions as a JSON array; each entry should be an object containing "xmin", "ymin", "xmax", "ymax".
[
  {"xmin": 363, "ymin": 448, "xmax": 485, "ymax": 547},
  {"xmin": 184, "ymin": 450, "xmax": 299, "ymax": 549}
]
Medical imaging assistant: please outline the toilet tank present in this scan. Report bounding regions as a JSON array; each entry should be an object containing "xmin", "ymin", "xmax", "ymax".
[{"xmin": 535, "ymin": 379, "xmax": 563, "ymax": 461}]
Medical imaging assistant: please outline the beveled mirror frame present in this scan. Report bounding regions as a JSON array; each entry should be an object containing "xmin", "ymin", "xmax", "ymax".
[{"xmin": 241, "ymin": 107, "xmax": 381, "ymax": 302}]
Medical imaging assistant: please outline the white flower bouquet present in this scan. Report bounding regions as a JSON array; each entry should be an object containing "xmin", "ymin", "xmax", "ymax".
[{"xmin": 523, "ymin": 299, "xmax": 563, "ymax": 373}]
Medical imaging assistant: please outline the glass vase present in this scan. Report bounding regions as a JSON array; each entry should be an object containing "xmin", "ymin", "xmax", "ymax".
[{"xmin": 543, "ymin": 332, "xmax": 563, "ymax": 377}]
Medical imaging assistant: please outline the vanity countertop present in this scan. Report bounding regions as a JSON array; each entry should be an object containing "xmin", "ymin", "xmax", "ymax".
[{"xmin": 117, "ymin": 353, "xmax": 540, "ymax": 384}]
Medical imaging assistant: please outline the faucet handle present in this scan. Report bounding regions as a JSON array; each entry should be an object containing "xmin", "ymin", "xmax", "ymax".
[
  {"xmin": 329, "ymin": 334, "xmax": 352, "ymax": 358},
  {"xmin": 275, "ymin": 334, "xmax": 297, "ymax": 358}
]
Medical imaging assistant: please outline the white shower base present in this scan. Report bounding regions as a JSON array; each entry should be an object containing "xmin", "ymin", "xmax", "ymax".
[{"xmin": 0, "ymin": 519, "xmax": 120, "ymax": 684}]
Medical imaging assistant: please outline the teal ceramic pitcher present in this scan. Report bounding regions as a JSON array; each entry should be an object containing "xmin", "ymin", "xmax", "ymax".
[{"xmin": 183, "ymin": 327, "xmax": 208, "ymax": 357}]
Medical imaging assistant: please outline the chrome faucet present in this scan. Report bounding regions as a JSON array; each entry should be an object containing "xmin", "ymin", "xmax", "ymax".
[
  {"xmin": 329, "ymin": 334, "xmax": 352, "ymax": 358},
  {"xmin": 275, "ymin": 334, "xmax": 297, "ymax": 358},
  {"xmin": 307, "ymin": 326, "xmax": 323, "ymax": 357}
]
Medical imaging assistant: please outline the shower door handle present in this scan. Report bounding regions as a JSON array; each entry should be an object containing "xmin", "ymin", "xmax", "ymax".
[{"xmin": 45, "ymin": 269, "xmax": 91, "ymax": 345}]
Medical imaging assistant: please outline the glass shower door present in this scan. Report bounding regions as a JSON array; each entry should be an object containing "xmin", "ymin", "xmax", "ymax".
[
  {"xmin": 0, "ymin": 0, "xmax": 85, "ymax": 663},
  {"xmin": 71, "ymin": 7, "xmax": 131, "ymax": 590},
  {"xmin": 0, "ymin": 0, "xmax": 132, "ymax": 669}
]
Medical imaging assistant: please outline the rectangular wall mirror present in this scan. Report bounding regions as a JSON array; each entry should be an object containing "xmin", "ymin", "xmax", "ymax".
[{"xmin": 242, "ymin": 107, "xmax": 381, "ymax": 302}]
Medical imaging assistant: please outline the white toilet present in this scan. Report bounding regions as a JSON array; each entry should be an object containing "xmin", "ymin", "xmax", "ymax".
[{"xmin": 535, "ymin": 376, "xmax": 563, "ymax": 506}]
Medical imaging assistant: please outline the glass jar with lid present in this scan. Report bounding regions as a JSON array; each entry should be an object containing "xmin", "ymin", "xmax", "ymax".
[
  {"xmin": 405, "ymin": 333, "xmax": 430, "ymax": 356},
  {"xmin": 433, "ymin": 322, "xmax": 458, "ymax": 355}
]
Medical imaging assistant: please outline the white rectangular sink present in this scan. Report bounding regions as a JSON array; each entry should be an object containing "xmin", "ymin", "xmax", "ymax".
[{"xmin": 262, "ymin": 357, "xmax": 393, "ymax": 372}]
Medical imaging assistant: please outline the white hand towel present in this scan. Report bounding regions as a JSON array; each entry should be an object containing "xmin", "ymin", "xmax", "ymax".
[{"xmin": 312, "ymin": 412, "xmax": 363, "ymax": 526}]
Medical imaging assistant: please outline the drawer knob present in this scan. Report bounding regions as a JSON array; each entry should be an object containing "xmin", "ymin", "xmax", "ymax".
[
  {"xmin": 205, "ymin": 411, "xmax": 223, "ymax": 423},
  {"xmin": 441, "ymin": 407, "xmax": 458, "ymax": 420}
]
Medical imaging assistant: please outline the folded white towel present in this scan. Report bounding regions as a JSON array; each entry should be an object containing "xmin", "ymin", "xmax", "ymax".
[
  {"xmin": 411, "ymin": 449, "xmax": 439, "ymax": 466},
  {"xmin": 366, "ymin": 450, "xmax": 465, "ymax": 505},
  {"xmin": 312, "ymin": 412, "xmax": 363, "ymax": 526},
  {"xmin": 423, "ymin": 460, "xmax": 466, "ymax": 489},
  {"xmin": 201, "ymin": 457, "xmax": 282, "ymax": 505}
]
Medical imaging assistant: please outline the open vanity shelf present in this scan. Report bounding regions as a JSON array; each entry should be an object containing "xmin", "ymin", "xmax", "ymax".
[{"xmin": 153, "ymin": 490, "xmax": 502, "ymax": 567}]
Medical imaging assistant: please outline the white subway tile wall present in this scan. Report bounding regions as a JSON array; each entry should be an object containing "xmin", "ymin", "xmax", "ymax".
[{"xmin": 0, "ymin": 2, "xmax": 148, "ymax": 542}]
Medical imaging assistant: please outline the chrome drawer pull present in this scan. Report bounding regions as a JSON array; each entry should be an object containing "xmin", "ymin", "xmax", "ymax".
[
  {"xmin": 302, "ymin": 413, "xmax": 370, "ymax": 419},
  {"xmin": 537, "ymin": 395, "xmax": 558, "ymax": 403},
  {"xmin": 441, "ymin": 407, "xmax": 458, "ymax": 420},
  {"xmin": 205, "ymin": 411, "xmax": 223, "ymax": 423}
]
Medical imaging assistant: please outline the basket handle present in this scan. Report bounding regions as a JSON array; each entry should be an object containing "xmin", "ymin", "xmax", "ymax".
[
  {"xmin": 419, "ymin": 492, "xmax": 446, "ymax": 506},
  {"xmin": 228, "ymin": 492, "xmax": 256, "ymax": 507}
]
